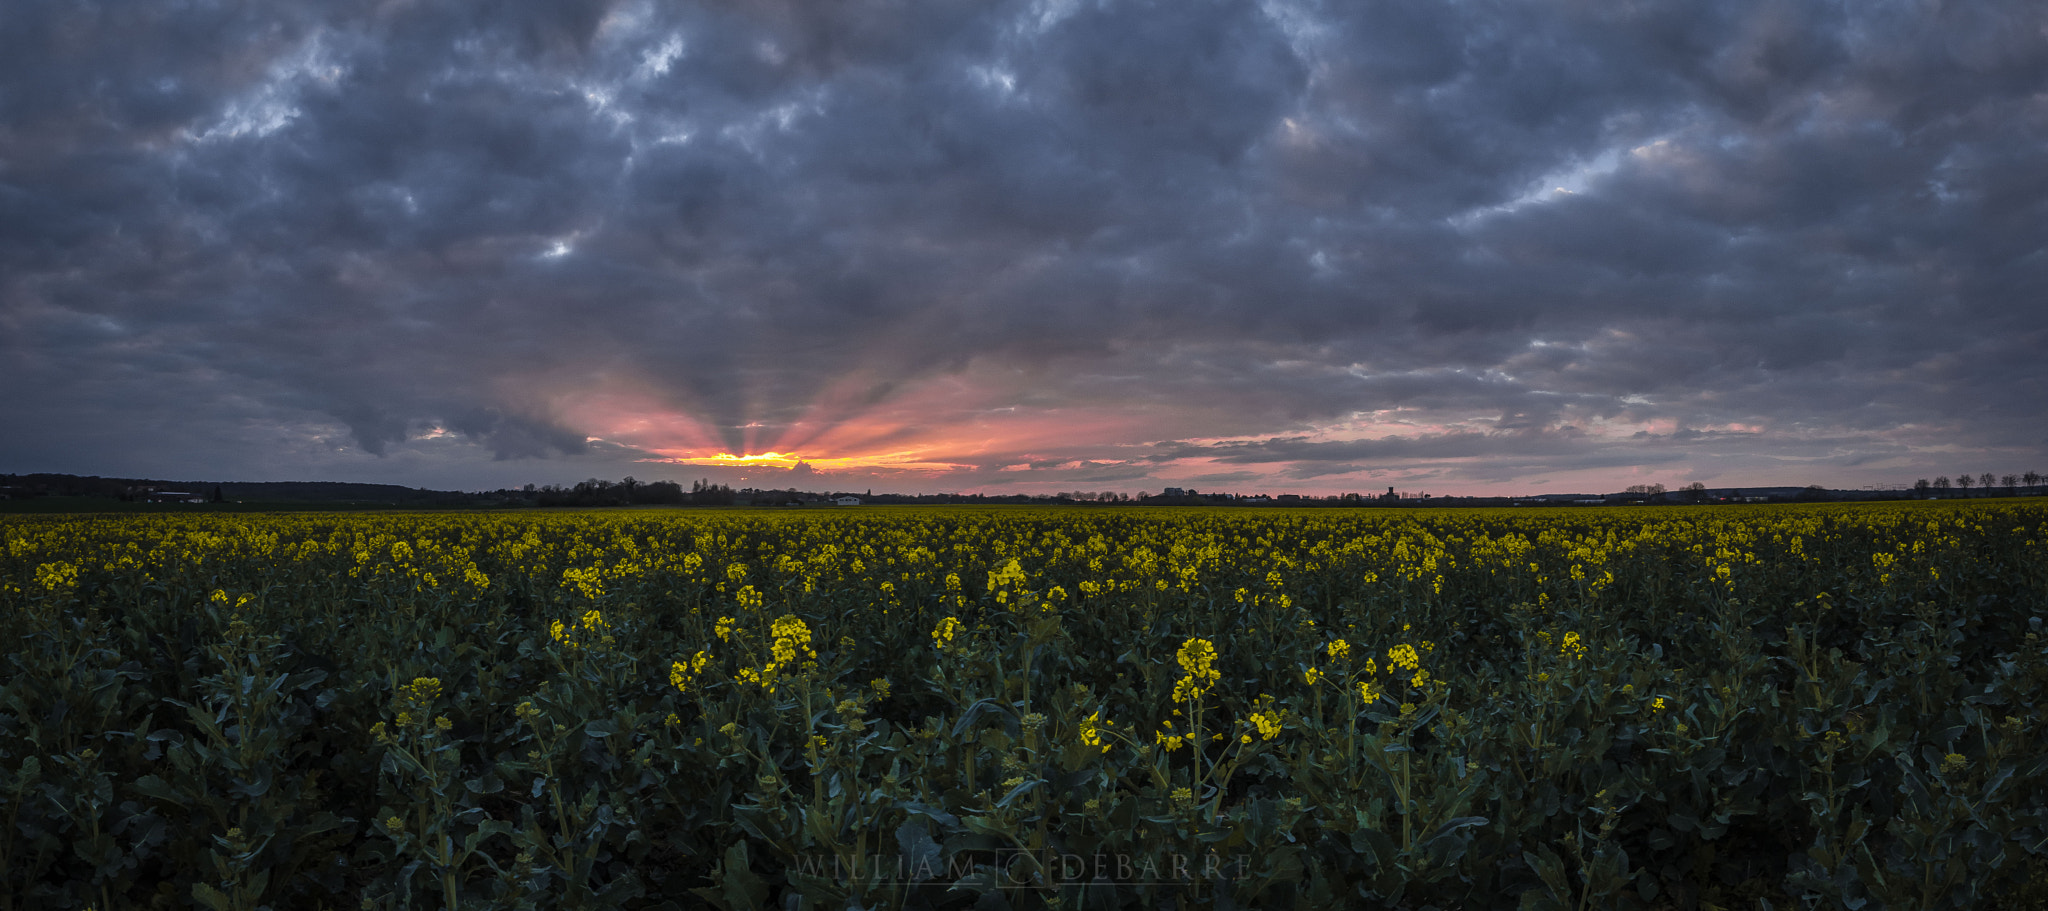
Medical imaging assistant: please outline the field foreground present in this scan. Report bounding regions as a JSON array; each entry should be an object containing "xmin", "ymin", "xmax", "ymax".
[{"xmin": 5, "ymin": 502, "xmax": 2047, "ymax": 909}]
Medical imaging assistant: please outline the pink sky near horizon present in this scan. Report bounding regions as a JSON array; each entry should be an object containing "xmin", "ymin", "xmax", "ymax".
[{"xmin": 538, "ymin": 371, "xmax": 1928, "ymax": 498}]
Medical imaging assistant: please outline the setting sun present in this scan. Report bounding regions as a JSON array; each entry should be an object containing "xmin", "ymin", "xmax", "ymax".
[
  {"xmin": 662, "ymin": 448, "xmax": 975, "ymax": 474},
  {"xmin": 681, "ymin": 452, "xmax": 806, "ymax": 469}
]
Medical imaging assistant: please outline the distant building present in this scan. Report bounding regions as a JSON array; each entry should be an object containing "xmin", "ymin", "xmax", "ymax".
[
  {"xmin": 834, "ymin": 496, "xmax": 861, "ymax": 506},
  {"xmin": 1162, "ymin": 487, "xmax": 1186, "ymax": 497}
]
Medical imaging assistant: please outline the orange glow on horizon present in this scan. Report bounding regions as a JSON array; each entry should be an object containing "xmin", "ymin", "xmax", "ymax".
[
  {"xmin": 681, "ymin": 451, "xmax": 804, "ymax": 468},
  {"xmin": 658, "ymin": 448, "xmax": 977, "ymax": 473},
  {"xmin": 544, "ymin": 359, "xmax": 1243, "ymax": 481}
]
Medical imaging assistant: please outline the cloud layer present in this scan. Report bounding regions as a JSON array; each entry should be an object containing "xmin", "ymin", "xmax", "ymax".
[{"xmin": 4, "ymin": 0, "xmax": 2044, "ymax": 493}]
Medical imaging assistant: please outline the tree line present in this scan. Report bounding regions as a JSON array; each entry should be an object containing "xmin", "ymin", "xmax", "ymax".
[
  {"xmin": 1913, "ymin": 472, "xmax": 2044, "ymax": 498},
  {"xmin": 521, "ymin": 478, "xmax": 734, "ymax": 507}
]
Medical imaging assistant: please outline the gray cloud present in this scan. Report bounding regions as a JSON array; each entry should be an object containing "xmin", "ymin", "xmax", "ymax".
[{"xmin": 3, "ymin": 0, "xmax": 2044, "ymax": 493}]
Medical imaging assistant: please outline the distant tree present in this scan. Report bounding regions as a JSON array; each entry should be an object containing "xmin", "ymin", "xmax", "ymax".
[
  {"xmin": 2027, "ymin": 471, "xmax": 2043, "ymax": 492},
  {"xmin": 2003, "ymin": 474, "xmax": 2020, "ymax": 496},
  {"xmin": 1622, "ymin": 479, "xmax": 1671, "ymax": 501},
  {"xmin": 1980, "ymin": 473, "xmax": 1996, "ymax": 494},
  {"xmin": 688, "ymin": 479, "xmax": 735, "ymax": 506},
  {"xmin": 210, "ymin": 485, "xmax": 225, "ymax": 503},
  {"xmin": 1956, "ymin": 473, "xmax": 1973, "ymax": 494},
  {"xmin": 1681, "ymin": 482, "xmax": 1708, "ymax": 502},
  {"xmin": 1933, "ymin": 476, "xmax": 1951, "ymax": 492},
  {"xmin": 1914, "ymin": 479, "xmax": 1931, "ymax": 497},
  {"xmin": 643, "ymin": 480, "xmax": 684, "ymax": 504}
]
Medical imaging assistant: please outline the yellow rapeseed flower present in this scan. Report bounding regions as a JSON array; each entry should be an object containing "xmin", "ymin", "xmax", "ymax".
[
  {"xmin": 400, "ymin": 677, "xmax": 442, "ymax": 706},
  {"xmin": 1249, "ymin": 708, "xmax": 1283, "ymax": 741},
  {"xmin": 932, "ymin": 616, "xmax": 962, "ymax": 649},
  {"xmin": 1387, "ymin": 643, "xmax": 1421, "ymax": 673},
  {"xmin": 1176, "ymin": 638, "xmax": 1220, "ymax": 684},
  {"xmin": 986, "ymin": 557, "xmax": 1027, "ymax": 591},
  {"xmin": 670, "ymin": 650, "xmax": 712, "ymax": 692},
  {"xmin": 1079, "ymin": 710, "xmax": 1111, "ymax": 753},
  {"xmin": 1560, "ymin": 631, "xmax": 1587, "ymax": 660},
  {"xmin": 34, "ymin": 562, "xmax": 79, "ymax": 592}
]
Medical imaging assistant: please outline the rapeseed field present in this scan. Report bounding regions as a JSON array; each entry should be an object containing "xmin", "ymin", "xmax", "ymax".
[{"xmin": 4, "ymin": 502, "xmax": 2046, "ymax": 909}]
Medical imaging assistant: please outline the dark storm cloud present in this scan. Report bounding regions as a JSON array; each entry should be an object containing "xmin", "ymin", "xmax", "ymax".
[{"xmin": 3, "ymin": 0, "xmax": 2044, "ymax": 490}]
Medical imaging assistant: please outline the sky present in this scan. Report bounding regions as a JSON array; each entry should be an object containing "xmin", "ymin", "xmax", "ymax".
[{"xmin": 3, "ymin": 0, "xmax": 2044, "ymax": 496}]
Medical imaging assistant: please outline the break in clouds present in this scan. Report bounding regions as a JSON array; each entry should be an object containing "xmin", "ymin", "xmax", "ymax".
[{"xmin": 3, "ymin": 0, "xmax": 2044, "ymax": 493}]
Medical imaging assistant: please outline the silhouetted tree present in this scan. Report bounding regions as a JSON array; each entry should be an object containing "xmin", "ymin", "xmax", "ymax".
[
  {"xmin": 643, "ymin": 480, "xmax": 684, "ymax": 504},
  {"xmin": 2026, "ymin": 471, "xmax": 2043, "ymax": 492},
  {"xmin": 1956, "ymin": 473, "xmax": 1974, "ymax": 494},
  {"xmin": 689, "ymin": 479, "xmax": 735, "ymax": 506},
  {"xmin": 1979, "ymin": 473, "xmax": 1996, "ymax": 494},
  {"xmin": 1914, "ymin": 479, "xmax": 1931, "ymax": 497},
  {"xmin": 1933, "ymin": 476, "xmax": 1951, "ymax": 493},
  {"xmin": 2003, "ymin": 474, "xmax": 2019, "ymax": 496}
]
